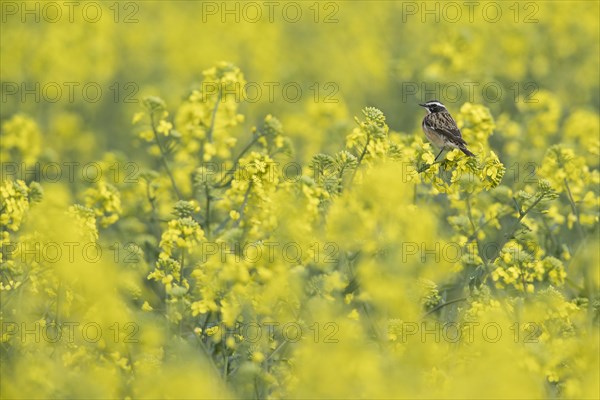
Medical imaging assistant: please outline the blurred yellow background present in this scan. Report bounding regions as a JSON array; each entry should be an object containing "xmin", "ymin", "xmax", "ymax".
[
  {"xmin": 2, "ymin": 1, "xmax": 598, "ymax": 162},
  {"xmin": 1, "ymin": 1, "xmax": 599, "ymax": 399}
]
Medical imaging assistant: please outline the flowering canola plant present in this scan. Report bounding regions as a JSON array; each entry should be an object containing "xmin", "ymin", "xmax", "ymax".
[{"xmin": 1, "ymin": 2, "xmax": 599, "ymax": 399}]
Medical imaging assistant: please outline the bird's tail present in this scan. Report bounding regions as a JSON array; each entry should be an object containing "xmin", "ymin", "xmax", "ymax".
[{"xmin": 460, "ymin": 147, "xmax": 475, "ymax": 157}]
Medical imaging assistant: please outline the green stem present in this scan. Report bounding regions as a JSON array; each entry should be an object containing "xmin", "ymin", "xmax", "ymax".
[
  {"xmin": 336, "ymin": 165, "xmax": 346, "ymax": 195},
  {"xmin": 55, "ymin": 280, "xmax": 61, "ymax": 325},
  {"xmin": 179, "ymin": 249, "xmax": 185, "ymax": 285},
  {"xmin": 478, "ymin": 193, "xmax": 547, "ymax": 288},
  {"xmin": 232, "ymin": 183, "xmax": 253, "ymax": 229},
  {"xmin": 421, "ymin": 297, "xmax": 468, "ymax": 319},
  {"xmin": 216, "ymin": 134, "xmax": 262, "ymax": 188},
  {"xmin": 265, "ymin": 340, "xmax": 288, "ymax": 363},
  {"xmin": 150, "ymin": 113, "xmax": 183, "ymax": 200},
  {"xmin": 413, "ymin": 182, "xmax": 418, "ymax": 204},
  {"xmin": 201, "ymin": 311, "xmax": 212, "ymax": 333},
  {"xmin": 145, "ymin": 180, "xmax": 161, "ymax": 242},
  {"xmin": 348, "ymin": 136, "xmax": 371, "ymax": 187},
  {"xmin": 194, "ymin": 334, "xmax": 221, "ymax": 380},
  {"xmin": 465, "ymin": 195, "xmax": 483, "ymax": 259},
  {"xmin": 361, "ymin": 302, "xmax": 382, "ymax": 344},
  {"xmin": 223, "ymin": 348, "xmax": 229, "ymax": 382},
  {"xmin": 417, "ymin": 163, "xmax": 432, "ymax": 173},
  {"xmin": 211, "ymin": 182, "xmax": 253, "ymax": 235},
  {"xmin": 487, "ymin": 193, "xmax": 545, "ymax": 263},
  {"xmin": 206, "ymin": 89, "xmax": 222, "ymax": 144},
  {"xmin": 563, "ymin": 178, "xmax": 585, "ymax": 239},
  {"xmin": 205, "ymin": 183, "xmax": 211, "ymax": 239},
  {"xmin": 540, "ymin": 216, "xmax": 560, "ymax": 256}
]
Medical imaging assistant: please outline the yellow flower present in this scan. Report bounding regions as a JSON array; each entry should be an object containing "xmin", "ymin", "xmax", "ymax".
[
  {"xmin": 156, "ymin": 120, "xmax": 173, "ymax": 136},
  {"xmin": 0, "ymin": 114, "xmax": 42, "ymax": 164},
  {"xmin": 132, "ymin": 112, "xmax": 145, "ymax": 124},
  {"xmin": 251, "ymin": 351, "xmax": 265, "ymax": 363}
]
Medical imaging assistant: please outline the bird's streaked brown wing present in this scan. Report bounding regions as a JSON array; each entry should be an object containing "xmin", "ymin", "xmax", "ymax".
[{"xmin": 425, "ymin": 112, "xmax": 467, "ymax": 146}]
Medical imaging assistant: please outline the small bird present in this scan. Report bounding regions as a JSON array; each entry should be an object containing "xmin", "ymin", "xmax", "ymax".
[{"xmin": 419, "ymin": 100, "xmax": 475, "ymax": 162}]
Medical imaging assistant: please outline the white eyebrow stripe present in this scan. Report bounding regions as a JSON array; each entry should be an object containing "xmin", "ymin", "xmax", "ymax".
[{"xmin": 425, "ymin": 101, "xmax": 445, "ymax": 108}]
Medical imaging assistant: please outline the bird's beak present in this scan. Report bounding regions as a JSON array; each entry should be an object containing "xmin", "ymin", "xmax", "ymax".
[{"xmin": 419, "ymin": 103, "xmax": 426, "ymax": 107}]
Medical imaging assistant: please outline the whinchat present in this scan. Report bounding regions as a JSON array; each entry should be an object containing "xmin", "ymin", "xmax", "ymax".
[{"xmin": 419, "ymin": 100, "xmax": 475, "ymax": 162}]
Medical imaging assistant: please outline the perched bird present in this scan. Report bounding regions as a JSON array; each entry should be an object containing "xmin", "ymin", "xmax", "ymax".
[{"xmin": 419, "ymin": 100, "xmax": 475, "ymax": 162}]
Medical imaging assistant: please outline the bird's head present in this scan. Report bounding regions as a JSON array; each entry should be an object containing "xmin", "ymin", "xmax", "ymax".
[{"xmin": 419, "ymin": 100, "xmax": 447, "ymax": 114}]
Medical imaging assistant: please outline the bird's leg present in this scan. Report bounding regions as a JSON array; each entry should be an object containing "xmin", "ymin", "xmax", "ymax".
[{"xmin": 434, "ymin": 147, "xmax": 445, "ymax": 163}]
